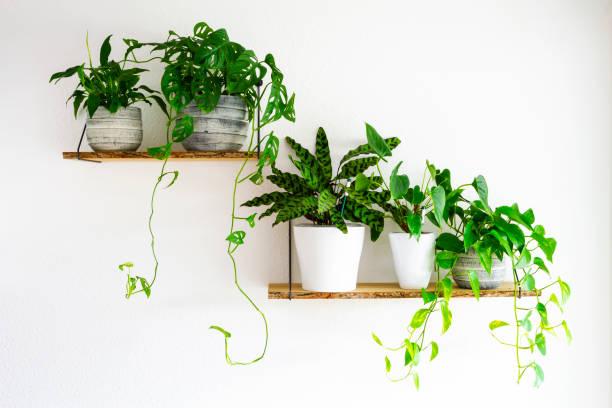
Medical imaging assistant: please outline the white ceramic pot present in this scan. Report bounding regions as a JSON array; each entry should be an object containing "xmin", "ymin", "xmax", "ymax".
[
  {"xmin": 293, "ymin": 224, "xmax": 365, "ymax": 292},
  {"xmin": 389, "ymin": 232, "xmax": 437, "ymax": 289},
  {"xmin": 86, "ymin": 106, "xmax": 143, "ymax": 151}
]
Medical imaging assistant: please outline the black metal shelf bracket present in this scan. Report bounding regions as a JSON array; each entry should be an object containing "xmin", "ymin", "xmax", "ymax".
[{"xmin": 76, "ymin": 123, "xmax": 101, "ymax": 163}]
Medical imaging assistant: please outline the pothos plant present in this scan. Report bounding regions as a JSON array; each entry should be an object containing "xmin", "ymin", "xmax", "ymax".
[
  {"xmin": 50, "ymin": 34, "xmax": 166, "ymax": 118},
  {"xmin": 369, "ymin": 160, "xmax": 456, "ymax": 389},
  {"xmin": 116, "ymin": 21, "xmax": 295, "ymax": 366},
  {"xmin": 433, "ymin": 174, "xmax": 571, "ymax": 387},
  {"xmin": 242, "ymin": 125, "xmax": 401, "ymax": 240}
]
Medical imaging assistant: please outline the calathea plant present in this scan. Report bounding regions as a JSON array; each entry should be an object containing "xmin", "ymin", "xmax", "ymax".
[
  {"xmin": 242, "ymin": 125, "xmax": 401, "ymax": 240},
  {"xmin": 433, "ymin": 175, "xmax": 571, "ymax": 386},
  {"xmin": 371, "ymin": 160, "xmax": 456, "ymax": 389},
  {"xmin": 49, "ymin": 34, "xmax": 165, "ymax": 118},
  {"xmin": 117, "ymin": 21, "xmax": 295, "ymax": 365}
]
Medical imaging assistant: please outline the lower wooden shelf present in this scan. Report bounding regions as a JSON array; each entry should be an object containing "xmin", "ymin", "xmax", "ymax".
[
  {"xmin": 62, "ymin": 151, "xmax": 256, "ymax": 161},
  {"xmin": 268, "ymin": 282, "xmax": 537, "ymax": 299}
]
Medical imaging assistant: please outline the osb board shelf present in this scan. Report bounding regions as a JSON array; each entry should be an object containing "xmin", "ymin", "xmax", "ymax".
[
  {"xmin": 62, "ymin": 151, "xmax": 256, "ymax": 161},
  {"xmin": 268, "ymin": 282, "xmax": 538, "ymax": 300}
]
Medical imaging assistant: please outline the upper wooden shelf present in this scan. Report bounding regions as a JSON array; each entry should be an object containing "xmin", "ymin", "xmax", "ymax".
[
  {"xmin": 62, "ymin": 151, "xmax": 256, "ymax": 161},
  {"xmin": 268, "ymin": 282, "xmax": 537, "ymax": 300}
]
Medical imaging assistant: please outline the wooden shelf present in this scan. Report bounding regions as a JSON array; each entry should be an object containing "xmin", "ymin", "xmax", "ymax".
[
  {"xmin": 268, "ymin": 282, "xmax": 537, "ymax": 299},
  {"xmin": 62, "ymin": 151, "xmax": 256, "ymax": 161}
]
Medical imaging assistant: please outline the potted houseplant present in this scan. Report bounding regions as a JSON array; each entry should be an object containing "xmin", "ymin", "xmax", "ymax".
[
  {"xmin": 243, "ymin": 125, "xmax": 399, "ymax": 292},
  {"xmin": 50, "ymin": 34, "xmax": 165, "ymax": 151},
  {"xmin": 113, "ymin": 21, "xmax": 295, "ymax": 366},
  {"xmin": 366, "ymin": 159, "xmax": 450, "ymax": 289}
]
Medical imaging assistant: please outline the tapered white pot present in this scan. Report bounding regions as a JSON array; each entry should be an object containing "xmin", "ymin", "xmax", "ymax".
[
  {"xmin": 293, "ymin": 224, "xmax": 365, "ymax": 292},
  {"xmin": 389, "ymin": 232, "xmax": 436, "ymax": 289}
]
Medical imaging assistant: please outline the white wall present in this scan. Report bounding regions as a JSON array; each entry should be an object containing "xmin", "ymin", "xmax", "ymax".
[{"xmin": 1, "ymin": 0, "xmax": 611, "ymax": 406}]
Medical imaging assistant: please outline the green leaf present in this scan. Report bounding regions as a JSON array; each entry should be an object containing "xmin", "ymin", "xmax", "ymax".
[
  {"xmin": 558, "ymin": 278, "xmax": 571, "ymax": 304},
  {"xmin": 440, "ymin": 300, "xmax": 452, "ymax": 333},
  {"xmin": 384, "ymin": 356, "xmax": 391, "ymax": 373},
  {"xmin": 317, "ymin": 189, "xmax": 336, "ymax": 214},
  {"xmin": 372, "ymin": 332, "xmax": 382, "ymax": 346},
  {"xmin": 515, "ymin": 248, "xmax": 532, "ymax": 269},
  {"xmin": 118, "ymin": 262, "xmax": 134, "ymax": 271},
  {"xmin": 535, "ymin": 333, "xmax": 546, "ymax": 355},
  {"xmin": 440, "ymin": 277, "xmax": 453, "ymax": 302},
  {"xmin": 49, "ymin": 64, "xmax": 82, "ymax": 83},
  {"xmin": 407, "ymin": 213, "xmax": 422, "ymax": 238},
  {"xmin": 468, "ymin": 270, "xmax": 480, "ymax": 300},
  {"xmin": 436, "ymin": 233, "xmax": 463, "ymax": 252},
  {"xmin": 561, "ymin": 320, "xmax": 572, "ymax": 343},
  {"xmin": 226, "ymin": 230, "xmax": 246, "ymax": 245},
  {"xmin": 536, "ymin": 302, "xmax": 548, "ymax": 326},
  {"xmin": 209, "ymin": 325, "xmax": 232, "ymax": 338},
  {"xmin": 162, "ymin": 170, "xmax": 179, "ymax": 189},
  {"xmin": 520, "ymin": 313, "xmax": 533, "ymax": 332},
  {"xmin": 365, "ymin": 122, "xmax": 391, "ymax": 161},
  {"xmin": 412, "ymin": 372, "xmax": 420, "ymax": 390},
  {"xmin": 533, "ymin": 257, "xmax": 550, "ymax": 275},
  {"xmin": 463, "ymin": 221, "xmax": 476, "ymax": 251},
  {"xmin": 410, "ymin": 309, "xmax": 430, "ymax": 329},
  {"xmin": 138, "ymin": 277, "xmax": 151, "ymax": 298},
  {"xmin": 421, "ymin": 289, "xmax": 437, "ymax": 304},
  {"xmin": 472, "ymin": 175, "xmax": 489, "ymax": 209},
  {"xmin": 430, "ymin": 341, "xmax": 439, "ymax": 361},
  {"xmin": 339, "ymin": 137, "xmax": 400, "ymax": 165},
  {"xmin": 315, "ymin": 127, "xmax": 332, "ymax": 182},
  {"xmin": 172, "ymin": 115, "xmax": 194, "ymax": 143},
  {"xmin": 489, "ymin": 320, "xmax": 509, "ymax": 330},
  {"xmin": 336, "ymin": 157, "xmax": 380, "ymax": 180},
  {"xmin": 99, "ymin": 34, "xmax": 112, "ymax": 65},
  {"xmin": 435, "ymin": 251, "xmax": 458, "ymax": 270},
  {"xmin": 532, "ymin": 233, "xmax": 557, "ymax": 262},
  {"xmin": 86, "ymin": 94, "xmax": 100, "ymax": 118},
  {"xmin": 147, "ymin": 143, "xmax": 172, "ymax": 160},
  {"xmin": 548, "ymin": 293, "xmax": 563, "ymax": 312},
  {"xmin": 354, "ymin": 173, "xmax": 370, "ymax": 192},
  {"xmin": 246, "ymin": 213, "xmax": 257, "ymax": 228},
  {"xmin": 431, "ymin": 186, "xmax": 446, "ymax": 226},
  {"xmin": 523, "ymin": 274, "xmax": 536, "ymax": 291},
  {"xmin": 532, "ymin": 362, "xmax": 544, "ymax": 387},
  {"xmin": 495, "ymin": 204, "xmax": 535, "ymax": 230},
  {"xmin": 390, "ymin": 161, "xmax": 409, "ymax": 199},
  {"xmin": 474, "ymin": 242, "xmax": 492, "ymax": 274}
]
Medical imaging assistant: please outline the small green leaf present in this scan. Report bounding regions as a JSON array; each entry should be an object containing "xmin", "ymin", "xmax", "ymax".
[
  {"xmin": 410, "ymin": 309, "xmax": 430, "ymax": 329},
  {"xmin": 430, "ymin": 341, "xmax": 439, "ymax": 361},
  {"xmin": 421, "ymin": 289, "xmax": 437, "ymax": 304},
  {"xmin": 463, "ymin": 221, "xmax": 476, "ymax": 251},
  {"xmin": 172, "ymin": 115, "xmax": 194, "ymax": 143},
  {"xmin": 412, "ymin": 372, "xmax": 420, "ymax": 390},
  {"xmin": 536, "ymin": 302, "xmax": 548, "ymax": 326},
  {"xmin": 138, "ymin": 277, "xmax": 151, "ymax": 298},
  {"xmin": 372, "ymin": 332, "xmax": 382, "ymax": 346},
  {"xmin": 561, "ymin": 320, "xmax": 572, "ymax": 343},
  {"xmin": 100, "ymin": 34, "xmax": 112, "ymax": 65},
  {"xmin": 354, "ymin": 173, "xmax": 370, "ymax": 192},
  {"xmin": 523, "ymin": 274, "xmax": 536, "ymax": 291},
  {"xmin": 431, "ymin": 186, "xmax": 446, "ymax": 226},
  {"xmin": 558, "ymin": 278, "xmax": 571, "ymax": 304},
  {"xmin": 535, "ymin": 333, "xmax": 546, "ymax": 355},
  {"xmin": 147, "ymin": 143, "xmax": 172, "ymax": 160},
  {"xmin": 118, "ymin": 262, "xmax": 133, "ymax": 271},
  {"xmin": 407, "ymin": 213, "xmax": 422, "ymax": 238},
  {"xmin": 226, "ymin": 230, "xmax": 246, "ymax": 245},
  {"xmin": 472, "ymin": 175, "xmax": 489, "ymax": 209},
  {"xmin": 390, "ymin": 161, "xmax": 409, "ymax": 199},
  {"xmin": 436, "ymin": 233, "xmax": 463, "ymax": 252},
  {"xmin": 533, "ymin": 257, "xmax": 550, "ymax": 275},
  {"xmin": 532, "ymin": 362, "xmax": 544, "ymax": 387},
  {"xmin": 515, "ymin": 248, "xmax": 532, "ymax": 269},
  {"xmin": 440, "ymin": 277, "xmax": 453, "ymax": 302},
  {"xmin": 435, "ymin": 251, "xmax": 458, "ymax": 270},
  {"xmin": 365, "ymin": 122, "xmax": 391, "ymax": 161},
  {"xmin": 246, "ymin": 213, "xmax": 257, "ymax": 228},
  {"xmin": 468, "ymin": 270, "xmax": 480, "ymax": 300},
  {"xmin": 489, "ymin": 320, "xmax": 509, "ymax": 330},
  {"xmin": 440, "ymin": 300, "xmax": 452, "ymax": 333},
  {"xmin": 317, "ymin": 189, "xmax": 336, "ymax": 214},
  {"xmin": 548, "ymin": 293, "xmax": 563, "ymax": 312},
  {"xmin": 209, "ymin": 325, "xmax": 232, "ymax": 338},
  {"xmin": 384, "ymin": 356, "xmax": 391, "ymax": 373}
]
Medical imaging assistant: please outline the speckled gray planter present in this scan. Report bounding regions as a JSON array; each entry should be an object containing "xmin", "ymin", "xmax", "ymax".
[
  {"xmin": 86, "ymin": 107, "xmax": 143, "ymax": 151},
  {"xmin": 452, "ymin": 250, "xmax": 507, "ymax": 289},
  {"xmin": 180, "ymin": 96, "xmax": 248, "ymax": 151}
]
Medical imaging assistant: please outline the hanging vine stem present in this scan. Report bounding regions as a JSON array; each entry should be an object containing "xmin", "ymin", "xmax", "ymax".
[
  {"xmin": 209, "ymin": 95, "xmax": 275, "ymax": 365},
  {"xmin": 120, "ymin": 111, "xmax": 178, "ymax": 298}
]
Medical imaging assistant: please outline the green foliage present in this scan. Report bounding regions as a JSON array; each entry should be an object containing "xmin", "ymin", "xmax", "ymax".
[
  {"xmin": 243, "ymin": 125, "xmax": 396, "ymax": 241},
  {"xmin": 50, "ymin": 34, "xmax": 165, "ymax": 118}
]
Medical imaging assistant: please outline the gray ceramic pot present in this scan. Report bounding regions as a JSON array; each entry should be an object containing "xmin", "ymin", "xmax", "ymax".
[
  {"xmin": 452, "ymin": 249, "xmax": 507, "ymax": 289},
  {"xmin": 181, "ymin": 96, "xmax": 249, "ymax": 151},
  {"xmin": 86, "ymin": 107, "xmax": 143, "ymax": 152}
]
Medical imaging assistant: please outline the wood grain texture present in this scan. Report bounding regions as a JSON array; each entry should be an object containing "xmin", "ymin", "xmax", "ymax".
[
  {"xmin": 62, "ymin": 151, "xmax": 256, "ymax": 161},
  {"xmin": 268, "ymin": 282, "xmax": 538, "ymax": 299}
]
